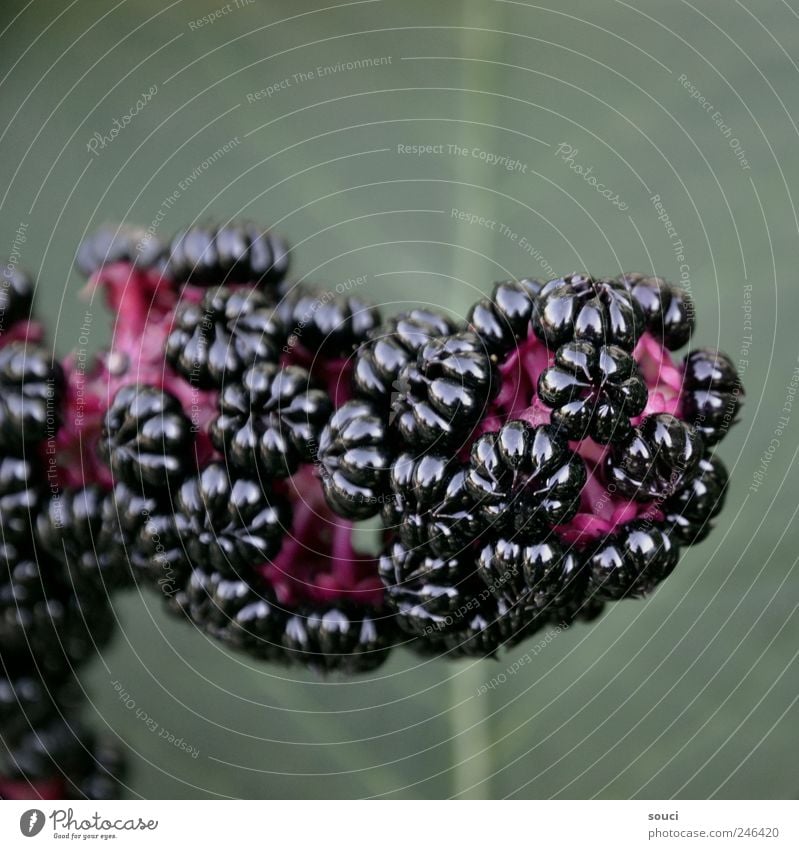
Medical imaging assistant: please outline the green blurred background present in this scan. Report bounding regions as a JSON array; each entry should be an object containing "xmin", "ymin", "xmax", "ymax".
[{"xmin": 1, "ymin": 0, "xmax": 796, "ymax": 799}]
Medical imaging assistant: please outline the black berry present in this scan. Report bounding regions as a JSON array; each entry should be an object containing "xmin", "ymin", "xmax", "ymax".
[
  {"xmin": 0, "ymin": 455, "xmax": 40, "ymax": 547},
  {"xmin": 75, "ymin": 224, "xmax": 164, "ymax": 278},
  {"xmin": 176, "ymin": 463, "xmax": 290, "ymax": 575},
  {"xmin": 282, "ymin": 606, "xmax": 394, "ymax": 673},
  {"xmin": 165, "ymin": 286, "xmax": 284, "ymax": 389},
  {"xmin": 378, "ymin": 539, "xmax": 477, "ymax": 637},
  {"xmin": 164, "ymin": 222, "xmax": 289, "ymax": 287},
  {"xmin": 352, "ymin": 308, "xmax": 456, "ymax": 408},
  {"xmin": 538, "ymin": 341, "xmax": 648, "ymax": 443},
  {"xmin": 393, "ymin": 331, "xmax": 496, "ymax": 450},
  {"xmin": 100, "ymin": 385, "xmax": 192, "ymax": 491},
  {"xmin": 681, "ymin": 348, "xmax": 743, "ymax": 446},
  {"xmin": 477, "ymin": 534, "xmax": 582, "ymax": 615},
  {"xmin": 532, "ymin": 274, "xmax": 644, "ymax": 351},
  {"xmin": 618, "ymin": 273, "xmax": 694, "ymax": 350},
  {"xmin": 587, "ymin": 521, "xmax": 679, "ymax": 600},
  {"xmin": 317, "ymin": 399, "xmax": 393, "ymax": 520},
  {"xmin": 0, "ymin": 266, "xmax": 34, "ymax": 329},
  {"xmin": 604, "ymin": 413, "xmax": 703, "ymax": 501},
  {"xmin": 465, "ymin": 421, "xmax": 586, "ymax": 535},
  {"xmin": 211, "ymin": 363, "xmax": 332, "ymax": 479},
  {"xmin": 467, "ymin": 278, "xmax": 539, "ymax": 357},
  {"xmin": 288, "ymin": 290, "xmax": 380, "ymax": 357},
  {"xmin": 0, "ymin": 342, "xmax": 62, "ymax": 450},
  {"xmin": 382, "ymin": 453, "xmax": 481, "ymax": 558},
  {"xmin": 663, "ymin": 453, "xmax": 728, "ymax": 546}
]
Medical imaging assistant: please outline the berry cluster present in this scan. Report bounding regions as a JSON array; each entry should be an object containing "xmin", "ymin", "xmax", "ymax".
[
  {"xmin": 1, "ymin": 224, "xmax": 743, "ymax": 796},
  {"xmin": 321, "ymin": 271, "xmax": 741, "ymax": 655},
  {"xmin": 0, "ymin": 266, "xmax": 124, "ymax": 801}
]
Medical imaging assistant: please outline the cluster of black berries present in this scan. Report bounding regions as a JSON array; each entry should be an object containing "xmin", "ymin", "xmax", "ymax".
[
  {"xmin": 0, "ymin": 266, "xmax": 125, "ymax": 801},
  {"xmin": 77, "ymin": 222, "xmax": 394, "ymax": 677},
  {"xmin": 318, "ymin": 273, "xmax": 741, "ymax": 657},
  {"xmin": 1, "ymin": 220, "xmax": 744, "ymax": 796}
]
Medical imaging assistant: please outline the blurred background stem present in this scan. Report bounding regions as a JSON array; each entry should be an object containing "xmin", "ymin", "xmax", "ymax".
[
  {"xmin": 448, "ymin": 3, "xmax": 506, "ymax": 800},
  {"xmin": 450, "ymin": 665, "xmax": 493, "ymax": 798}
]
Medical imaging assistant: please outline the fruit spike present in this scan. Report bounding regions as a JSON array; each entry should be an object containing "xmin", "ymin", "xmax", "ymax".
[
  {"xmin": 4, "ymin": 224, "xmax": 745, "ymax": 687},
  {"xmin": 2, "ymin": 225, "xmax": 745, "ymax": 795}
]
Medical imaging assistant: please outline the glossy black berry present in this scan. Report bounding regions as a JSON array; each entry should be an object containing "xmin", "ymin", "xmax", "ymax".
[
  {"xmin": 0, "ymin": 265, "xmax": 34, "ymax": 329},
  {"xmin": 618, "ymin": 273, "xmax": 694, "ymax": 350},
  {"xmin": 186, "ymin": 569, "xmax": 281, "ymax": 648},
  {"xmin": 0, "ymin": 455, "xmax": 40, "ymax": 547},
  {"xmin": 282, "ymin": 606, "xmax": 394, "ymax": 673},
  {"xmin": 317, "ymin": 399, "xmax": 392, "ymax": 520},
  {"xmin": 211, "ymin": 363, "xmax": 331, "ymax": 479},
  {"xmin": 0, "ymin": 342, "xmax": 62, "ymax": 450},
  {"xmin": 75, "ymin": 224, "xmax": 164, "ymax": 277},
  {"xmin": 77, "ymin": 737, "xmax": 127, "ymax": 800},
  {"xmin": 97, "ymin": 482, "xmax": 162, "ymax": 585},
  {"xmin": 681, "ymin": 348, "xmax": 743, "ymax": 446},
  {"xmin": 437, "ymin": 600, "xmax": 529, "ymax": 657},
  {"xmin": 0, "ymin": 672, "xmax": 79, "ymax": 745},
  {"xmin": 604, "ymin": 413, "xmax": 703, "ymax": 501},
  {"xmin": 587, "ymin": 522, "xmax": 679, "ymax": 600},
  {"xmin": 0, "ymin": 715, "xmax": 95, "ymax": 784},
  {"xmin": 465, "ymin": 421, "xmax": 586, "ymax": 535},
  {"xmin": 551, "ymin": 592, "xmax": 606, "ymax": 627},
  {"xmin": 532, "ymin": 274, "xmax": 644, "ymax": 351},
  {"xmin": 467, "ymin": 278, "xmax": 539, "ymax": 356},
  {"xmin": 477, "ymin": 534, "xmax": 582, "ymax": 614},
  {"xmin": 288, "ymin": 290, "xmax": 380, "ymax": 357},
  {"xmin": 165, "ymin": 286, "xmax": 284, "ymax": 389},
  {"xmin": 352, "ymin": 309, "xmax": 456, "ymax": 408},
  {"xmin": 37, "ymin": 485, "xmax": 129, "ymax": 590},
  {"xmin": 393, "ymin": 331, "xmax": 496, "ymax": 450},
  {"xmin": 164, "ymin": 222, "xmax": 289, "ymax": 287},
  {"xmin": 538, "ymin": 341, "xmax": 648, "ymax": 443},
  {"xmin": 412, "ymin": 597, "xmax": 530, "ymax": 658},
  {"xmin": 176, "ymin": 463, "xmax": 290, "ymax": 575},
  {"xmin": 378, "ymin": 540, "xmax": 477, "ymax": 637},
  {"xmin": 0, "ymin": 543, "xmax": 62, "ymax": 656},
  {"xmin": 0, "ymin": 540, "xmax": 113, "ymax": 668},
  {"xmin": 0, "ymin": 716, "xmax": 124, "ymax": 799},
  {"xmin": 663, "ymin": 453, "xmax": 728, "ymax": 546},
  {"xmin": 382, "ymin": 453, "xmax": 481, "ymax": 558},
  {"xmin": 100, "ymin": 385, "xmax": 192, "ymax": 491},
  {"xmin": 135, "ymin": 509, "xmax": 191, "ymax": 609}
]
